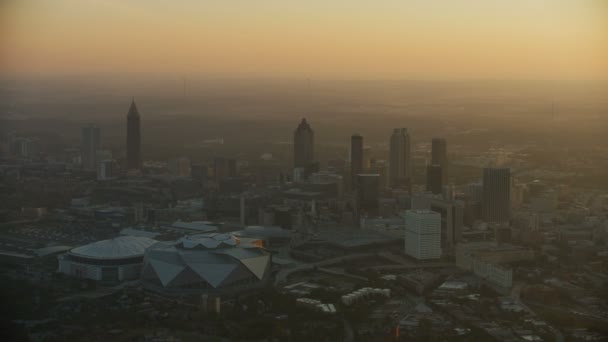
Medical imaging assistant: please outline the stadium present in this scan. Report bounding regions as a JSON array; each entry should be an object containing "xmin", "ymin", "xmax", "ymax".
[
  {"xmin": 58, "ymin": 236, "xmax": 157, "ymax": 282},
  {"xmin": 141, "ymin": 233, "xmax": 271, "ymax": 294}
]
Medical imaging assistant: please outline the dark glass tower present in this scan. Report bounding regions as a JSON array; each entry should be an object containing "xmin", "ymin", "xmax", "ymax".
[
  {"xmin": 81, "ymin": 125, "xmax": 101, "ymax": 171},
  {"xmin": 431, "ymin": 138, "xmax": 448, "ymax": 183},
  {"xmin": 293, "ymin": 118, "xmax": 314, "ymax": 168},
  {"xmin": 389, "ymin": 128, "xmax": 411, "ymax": 188},
  {"xmin": 350, "ymin": 134, "xmax": 364, "ymax": 189},
  {"xmin": 356, "ymin": 174, "xmax": 380, "ymax": 215},
  {"xmin": 126, "ymin": 99, "xmax": 141, "ymax": 171},
  {"xmin": 426, "ymin": 164, "xmax": 443, "ymax": 194},
  {"xmin": 482, "ymin": 167, "xmax": 511, "ymax": 222}
]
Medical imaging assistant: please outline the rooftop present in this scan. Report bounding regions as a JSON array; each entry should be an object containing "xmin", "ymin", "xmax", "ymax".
[{"xmin": 69, "ymin": 236, "xmax": 157, "ymax": 260}]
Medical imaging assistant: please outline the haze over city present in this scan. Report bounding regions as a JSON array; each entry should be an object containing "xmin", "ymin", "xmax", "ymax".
[
  {"xmin": 1, "ymin": 1, "xmax": 608, "ymax": 342},
  {"xmin": 2, "ymin": 0, "xmax": 607, "ymax": 79}
]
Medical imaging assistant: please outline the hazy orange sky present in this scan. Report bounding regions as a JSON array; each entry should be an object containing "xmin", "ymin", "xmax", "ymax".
[{"xmin": 1, "ymin": 0, "xmax": 607, "ymax": 80}]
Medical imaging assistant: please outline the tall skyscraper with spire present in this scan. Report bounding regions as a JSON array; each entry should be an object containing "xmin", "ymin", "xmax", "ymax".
[
  {"xmin": 293, "ymin": 118, "xmax": 314, "ymax": 168},
  {"xmin": 389, "ymin": 128, "xmax": 411, "ymax": 188},
  {"xmin": 126, "ymin": 99, "xmax": 141, "ymax": 171}
]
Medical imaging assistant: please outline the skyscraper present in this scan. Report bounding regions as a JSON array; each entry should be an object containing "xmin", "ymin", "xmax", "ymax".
[
  {"xmin": 214, "ymin": 157, "xmax": 237, "ymax": 182},
  {"xmin": 482, "ymin": 168, "xmax": 511, "ymax": 222},
  {"xmin": 168, "ymin": 157, "xmax": 191, "ymax": 177},
  {"xmin": 429, "ymin": 199, "xmax": 464, "ymax": 255},
  {"xmin": 356, "ymin": 174, "xmax": 380, "ymax": 215},
  {"xmin": 404, "ymin": 210, "xmax": 442, "ymax": 260},
  {"xmin": 81, "ymin": 125, "xmax": 101, "ymax": 171},
  {"xmin": 426, "ymin": 164, "xmax": 443, "ymax": 194},
  {"xmin": 293, "ymin": 118, "xmax": 314, "ymax": 168},
  {"xmin": 431, "ymin": 138, "xmax": 448, "ymax": 183},
  {"xmin": 126, "ymin": 99, "xmax": 141, "ymax": 171},
  {"xmin": 350, "ymin": 134, "xmax": 364, "ymax": 189},
  {"xmin": 389, "ymin": 128, "xmax": 411, "ymax": 188}
]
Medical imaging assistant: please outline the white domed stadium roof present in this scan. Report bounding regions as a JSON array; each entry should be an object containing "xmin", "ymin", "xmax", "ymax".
[{"xmin": 70, "ymin": 236, "xmax": 157, "ymax": 260}]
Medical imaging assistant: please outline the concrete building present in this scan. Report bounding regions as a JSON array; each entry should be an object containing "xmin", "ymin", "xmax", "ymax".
[
  {"xmin": 190, "ymin": 163, "xmax": 209, "ymax": 184},
  {"xmin": 360, "ymin": 217, "xmax": 406, "ymax": 238},
  {"xmin": 169, "ymin": 157, "xmax": 191, "ymax": 177},
  {"xmin": 370, "ymin": 159, "xmax": 389, "ymax": 190},
  {"xmin": 404, "ymin": 210, "xmax": 442, "ymax": 260},
  {"xmin": 310, "ymin": 171, "xmax": 344, "ymax": 198},
  {"xmin": 350, "ymin": 134, "xmax": 364, "ymax": 189},
  {"xmin": 472, "ymin": 259, "xmax": 513, "ymax": 288},
  {"xmin": 213, "ymin": 157, "xmax": 237, "ymax": 183},
  {"xmin": 81, "ymin": 125, "xmax": 101, "ymax": 171},
  {"xmin": 96, "ymin": 159, "xmax": 116, "ymax": 181}
]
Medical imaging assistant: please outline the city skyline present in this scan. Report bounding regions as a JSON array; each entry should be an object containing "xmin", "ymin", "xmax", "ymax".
[{"xmin": 1, "ymin": 2, "xmax": 607, "ymax": 341}]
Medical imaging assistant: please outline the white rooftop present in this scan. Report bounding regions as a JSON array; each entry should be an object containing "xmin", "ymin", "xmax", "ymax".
[{"xmin": 70, "ymin": 236, "xmax": 157, "ymax": 260}]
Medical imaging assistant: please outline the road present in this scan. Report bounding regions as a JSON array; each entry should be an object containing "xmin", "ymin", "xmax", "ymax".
[{"xmin": 274, "ymin": 253, "xmax": 374, "ymax": 284}]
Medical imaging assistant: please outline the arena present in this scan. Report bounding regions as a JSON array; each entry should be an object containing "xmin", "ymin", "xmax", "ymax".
[
  {"xmin": 141, "ymin": 233, "xmax": 271, "ymax": 294},
  {"xmin": 58, "ymin": 236, "xmax": 157, "ymax": 282}
]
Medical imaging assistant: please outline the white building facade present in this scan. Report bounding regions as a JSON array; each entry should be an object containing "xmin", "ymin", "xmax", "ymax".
[{"xmin": 404, "ymin": 210, "xmax": 442, "ymax": 260}]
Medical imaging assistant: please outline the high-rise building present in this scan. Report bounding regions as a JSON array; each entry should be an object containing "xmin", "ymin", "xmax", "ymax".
[
  {"xmin": 404, "ymin": 210, "xmax": 442, "ymax": 260},
  {"xmin": 429, "ymin": 199, "xmax": 464, "ymax": 255},
  {"xmin": 389, "ymin": 128, "xmax": 411, "ymax": 188},
  {"xmin": 431, "ymin": 138, "xmax": 448, "ymax": 183},
  {"xmin": 356, "ymin": 174, "xmax": 380, "ymax": 215},
  {"xmin": 293, "ymin": 118, "xmax": 314, "ymax": 168},
  {"xmin": 169, "ymin": 157, "xmax": 191, "ymax": 177},
  {"xmin": 97, "ymin": 159, "xmax": 116, "ymax": 181},
  {"xmin": 370, "ymin": 159, "xmax": 389, "ymax": 190},
  {"xmin": 126, "ymin": 99, "xmax": 142, "ymax": 171},
  {"xmin": 426, "ymin": 164, "xmax": 443, "ymax": 195},
  {"xmin": 214, "ymin": 157, "xmax": 237, "ymax": 182},
  {"xmin": 482, "ymin": 168, "xmax": 511, "ymax": 222},
  {"xmin": 191, "ymin": 163, "xmax": 209, "ymax": 184},
  {"xmin": 350, "ymin": 134, "xmax": 364, "ymax": 189},
  {"xmin": 363, "ymin": 146, "xmax": 372, "ymax": 171},
  {"xmin": 81, "ymin": 125, "xmax": 101, "ymax": 171}
]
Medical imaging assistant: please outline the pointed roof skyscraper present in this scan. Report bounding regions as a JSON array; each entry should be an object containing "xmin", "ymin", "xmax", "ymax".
[
  {"xmin": 128, "ymin": 97, "xmax": 140, "ymax": 118},
  {"xmin": 126, "ymin": 98, "xmax": 142, "ymax": 171},
  {"xmin": 293, "ymin": 117, "xmax": 314, "ymax": 169}
]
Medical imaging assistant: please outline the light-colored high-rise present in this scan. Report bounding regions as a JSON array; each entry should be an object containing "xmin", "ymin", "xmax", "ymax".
[
  {"xmin": 389, "ymin": 128, "xmax": 411, "ymax": 188},
  {"xmin": 404, "ymin": 210, "xmax": 441, "ymax": 260}
]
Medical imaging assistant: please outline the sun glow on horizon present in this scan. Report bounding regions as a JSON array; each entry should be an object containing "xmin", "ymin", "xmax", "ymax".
[{"xmin": 2, "ymin": 0, "xmax": 607, "ymax": 80}]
